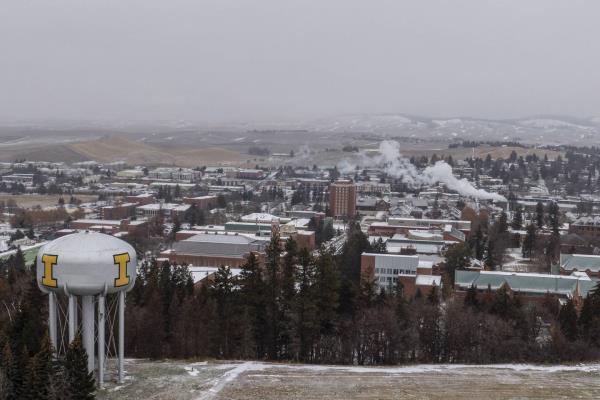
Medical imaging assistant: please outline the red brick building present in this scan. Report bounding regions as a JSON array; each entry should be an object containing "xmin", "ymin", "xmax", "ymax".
[
  {"xmin": 70, "ymin": 218, "xmax": 148, "ymax": 238},
  {"xmin": 329, "ymin": 180, "xmax": 357, "ymax": 219},
  {"xmin": 125, "ymin": 193, "xmax": 155, "ymax": 205},
  {"xmin": 183, "ymin": 195, "xmax": 218, "ymax": 210},
  {"xmin": 368, "ymin": 217, "xmax": 471, "ymax": 238},
  {"xmin": 70, "ymin": 219, "xmax": 129, "ymax": 234},
  {"xmin": 290, "ymin": 230, "xmax": 316, "ymax": 251},
  {"xmin": 101, "ymin": 202, "xmax": 137, "ymax": 220}
]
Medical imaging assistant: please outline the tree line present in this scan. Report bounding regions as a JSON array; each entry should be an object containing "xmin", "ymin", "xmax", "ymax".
[
  {"xmin": 0, "ymin": 268, "xmax": 95, "ymax": 399},
  {"xmin": 125, "ymin": 223, "xmax": 600, "ymax": 364},
  {"xmin": 4, "ymin": 222, "xmax": 600, "ymax": 400}
]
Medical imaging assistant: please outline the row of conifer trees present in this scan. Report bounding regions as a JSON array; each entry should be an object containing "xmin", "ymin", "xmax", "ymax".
[
  {"xmin": 0, "ymin": 273, "xmax": 96, "ymax": 400},
  {"xmin": 125, "ymin": 223, "xmax": 600, "ymax": 364}
]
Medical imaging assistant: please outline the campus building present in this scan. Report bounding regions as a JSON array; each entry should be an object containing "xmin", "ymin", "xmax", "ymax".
[
  {"xmin": 361, "ymin": 253, "xmax": 441, "ymax": 298},
  {"xmin": 455, "ymin": 270, "xmax": 595, "ymax": 307},
  {"xmin": 329, "ymin": 180, "xmax": 357, "ymax": 219},
  {"xmin": 161, "ymin": 232, "xmax": 267, "ymax": 268},
  {"xmin": 558, "ymin": 253, "xmax": 600, "ymax": 279}
]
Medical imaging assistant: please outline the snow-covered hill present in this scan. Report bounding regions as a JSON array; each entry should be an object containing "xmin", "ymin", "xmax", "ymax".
[{"xmin": 301, "ymin": 114, "xmax": 600, "ymax": 144}]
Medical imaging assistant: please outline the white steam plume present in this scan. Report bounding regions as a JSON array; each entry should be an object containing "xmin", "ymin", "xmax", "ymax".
[
  {"xmin": 296, "ymin": 145, "xmax": 312, "ymax": 159},
  {"xmin": 339, "ymin": 140, "xmax": 506, "ymax": 202},
  {"xmin": 422, "ymin": 162, "xmax": 507, "ymax": 202}
]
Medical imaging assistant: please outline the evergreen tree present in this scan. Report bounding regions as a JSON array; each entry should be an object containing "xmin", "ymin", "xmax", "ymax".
[
  {"xmin": 169, "ymin": 216, "xmax": 181, "ymax": 242},
  {"xmin": 485, "ymin": 238, "xmax": 497, "ymax": 270},
  {"xmin": 545, "ymin": 232, "xmax": 560, "ymax": 262},
  {"xmin": 264, "ymin": 232, "xmax": 282, "ymax": 359},
  {"xmin": 315, "ymin": 246, "xmax": 340, "ymax": 335},
  {"xmin": 7, "ymin": 276, "xmax": 46, "ymax": 358},
  {"xmin": 23, "ymin": 333, "xmax": 57, "ymax": 400},
  {"xmin": 535, "ymin": 201, "xmax": 545, "ymax": 227},
  {"xmin": 558, "ymin": 299, "xmax": 579, "ymax": 341},
  {"xmin": 522, "ymin": 224, "xmax": 537, "ymax": 258},
  {"xmin": 0, "ymin": 362, "xmax": 8, "ymax": 400},
  {"xmin": 547, "ymin": 201, "xmax": 560, "ymax": 234},
  {"xmin": 414, "ymin": 288, "xmax": 423, "ymax": 300},
  {"xmin": 339, "ymin": 221, "xmax": 371, "ymax": 283},
  {"xmin": 295, "ymin": 248, "xmax": 319, "ymax": 361},
  {"xmin": 238, "ymin": 252, "xmax": 267, "ymax": 358},
  {"xmin": 64, "ymin": 336, "xmax": 95, "ymax": 400},
  {"xmin": 427, "ymin": 286, "xmax": 440, "ymax": 305},
  {"xmin": 279, "ymin": 239, "xmax": 297, "ymax": 359},
  {"xmin": 13, "ymin": 248, "xmax": 25, "ymax": 273},
  {"xmin": 579, "ymin": 282, "xmax": 600, "ymax": 344},
  {"xmin": 184, "ymin": 203, "xmax": 205, "ymax": 226},
  {"xmin": 209, "ymin": 266, "xmax": 238, "ymax": 357},
  {"xmin": 511, "ymin": 205, "xmax": 523, "ymax": 230},
  {"xmin": 489, "ymin": 285, "xmax": 520, "ymax": 320},
  {"xmin": 441, "ymin": 273, "xmax": 453, "ymax": 301},
  {"xmin": 444, "ymin": 243, "xmax": 471, "ymax": 284},
  {"xmin": 497, "ymin": 211, "xmax": 508, "ymax": 234},
  {"xmin": 216, "ymin": 194, "xmax": 227, "ymax": 208},
  {"xmin": 472, "ymin": 225, "xmax": 485, "ymax": 260},
  {"xmin": 1, "ymin": 343, "xmax": 18, "ymax": 400},
  {"xmin": 158, "ymin": 261, "xmax": 174, "ymax": 344},
  {"xmin": 464, "ymin": 285, "xmax": 479, "ymax": 309},
  {"xmin": 371, "ymin": 237, "xmax": 388, "ymax": 254}
]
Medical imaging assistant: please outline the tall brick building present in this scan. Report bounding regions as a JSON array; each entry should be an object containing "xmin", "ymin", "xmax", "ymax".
[{"xmin": 329, "ymin": 180, "xmax": 356, "ymax": 218}]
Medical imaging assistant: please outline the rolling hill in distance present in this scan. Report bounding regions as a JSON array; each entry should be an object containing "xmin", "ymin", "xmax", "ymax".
[{"xmin": 0, "ymin": 114, "xmax": 595, "ymax": 165}]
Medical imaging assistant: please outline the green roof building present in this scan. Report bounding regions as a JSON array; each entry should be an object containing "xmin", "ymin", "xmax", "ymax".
[
  {"xmin": 455, "ymin": 270, "xmax": 596, "ymax": 302},
  {"xmin": 559, "ymin": 253, "xmax": 600, "ymax": 278}
]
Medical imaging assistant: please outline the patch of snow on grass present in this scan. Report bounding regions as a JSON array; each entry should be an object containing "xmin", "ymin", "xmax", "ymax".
[
  {"xmin": 195, "ymin": 362, "xmax": 268, "ymax": 400},
  {"xmin": 184, "ymin": 366, "xmax": 200, "ymax": 377}
]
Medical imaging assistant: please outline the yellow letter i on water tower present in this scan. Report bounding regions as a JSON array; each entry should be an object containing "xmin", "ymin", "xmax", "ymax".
[
  {"xmin": 113, "ymin": 253, "xmax": 131, "ymax": 287},
  {"xmin": 41, "ymin": 254, "xmax": 58, "ymax": 288}
]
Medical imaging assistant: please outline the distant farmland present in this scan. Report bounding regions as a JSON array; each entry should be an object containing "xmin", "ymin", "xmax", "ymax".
[{"xmin": 0, "ymin": 194, "xmax": 98, "ymax": 209}]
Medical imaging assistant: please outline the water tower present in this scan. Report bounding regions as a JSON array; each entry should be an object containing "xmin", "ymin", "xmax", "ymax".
[{"xmin": 36, "ymin": 232, "xmax": 137, "ymax": 385}]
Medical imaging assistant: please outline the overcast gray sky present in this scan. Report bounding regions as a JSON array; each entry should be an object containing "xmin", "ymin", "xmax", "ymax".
[{"xmin": 1, "ymin": 0, "xmax": 599, "ymax": 124}]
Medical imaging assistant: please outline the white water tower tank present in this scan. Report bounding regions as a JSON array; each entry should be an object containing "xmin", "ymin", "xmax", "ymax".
[{"xmin": 36, "ymin": 231, "xmax": 137, "ymax": 296}]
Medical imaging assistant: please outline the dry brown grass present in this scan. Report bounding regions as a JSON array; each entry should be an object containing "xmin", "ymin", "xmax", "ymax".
[
  {"xmin": 397, "ymin": 144, "xmax": 563, "ymax": 160},
  {"xmin": 69, "ymin": 136, "xmax": 249, "ymax": 167},
  {"xmin": 96, "ymin": 360, "xmax": 600, "ymax": 400},
  {"xmin": 0, "ymin": 194, "xmax": 98, "ymax": 208}
]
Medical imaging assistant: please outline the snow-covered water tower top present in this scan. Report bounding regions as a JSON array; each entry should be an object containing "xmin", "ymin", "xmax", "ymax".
[{"xmin": 36, "ymin": 232, "xmax": 137, "ymax": 296}]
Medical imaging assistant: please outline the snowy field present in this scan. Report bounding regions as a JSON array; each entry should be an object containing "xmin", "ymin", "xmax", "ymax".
[{"xmin": 97, "ymin": 359, "xmax": 600, "ymax": 400}]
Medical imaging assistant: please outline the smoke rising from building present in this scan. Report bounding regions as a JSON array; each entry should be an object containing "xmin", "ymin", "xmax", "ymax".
[{"xmin": 339, "ymin": 140, "xmax": 507, "ymax": 202}]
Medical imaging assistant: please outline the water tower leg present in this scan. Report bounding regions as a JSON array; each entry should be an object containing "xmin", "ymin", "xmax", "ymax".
[
  {"xmin": 68, "ymin": 295, "xmax": 76, "ymax": 343},
  {"xmin": 48, "ymin": 292, "xmax": 57, "ymax": 352},
  {"xmin": 97, "ymin": 295, "xmax": 105, "ymax": 387},
  {"xmin": 73, "ymin": 296, "xmax": 78, "ymax": 332},
  {"xmin": 82, "ymin": 295, "xmax": 95, "ymax": 373},
  {"xmin": 118, "ymin": 291, "xmax": 125, "ymax": 384}
]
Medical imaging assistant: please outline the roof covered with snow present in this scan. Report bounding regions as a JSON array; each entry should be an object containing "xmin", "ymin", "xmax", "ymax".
[
  {"xmin": 455, "ymin": 270, "xmax": 595, "ymax": 297},
  {"xmin": 240, "ymin": 213, "xmax": 280, "ymax": 223},
  {"xmin": 560, "ymin": 253, "xmax": 600, "ymax": 272},
  {"xmin": 172, "ymin": 233, "xmax": 266, "ymax": 258},
  {"xmin": 416, "ymin": 275, "xmax": 441, "ymax": 286}
]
